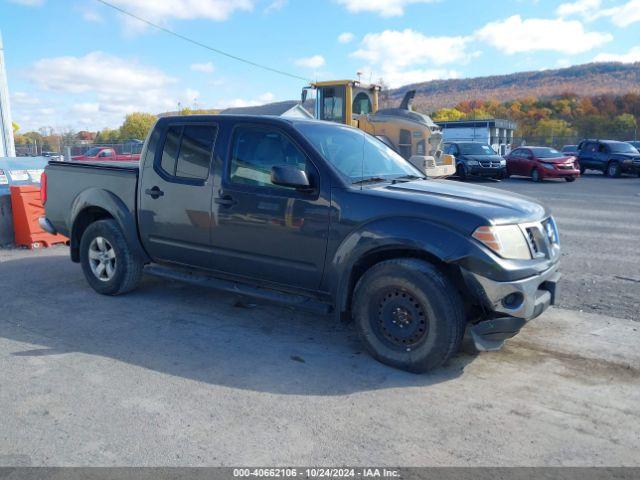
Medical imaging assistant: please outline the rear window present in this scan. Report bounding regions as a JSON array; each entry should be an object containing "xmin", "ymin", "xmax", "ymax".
[{"xmin": 159, "ymin": 124, "xmax": 217, "ymax": 180}]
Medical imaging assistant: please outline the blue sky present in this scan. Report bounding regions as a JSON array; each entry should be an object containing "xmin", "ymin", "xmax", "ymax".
[{"xmin": 1, "ymin": 0, "xmax": 639, "ymax": 131}]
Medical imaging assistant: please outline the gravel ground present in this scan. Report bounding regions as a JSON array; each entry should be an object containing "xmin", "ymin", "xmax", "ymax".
[
  {"xmin": 1, "ymin": 174, "xmax": 639, "ymax": 466},
  {"xmin": 488, "ymin": 172, "xmax": 640, "ymax": 321}
]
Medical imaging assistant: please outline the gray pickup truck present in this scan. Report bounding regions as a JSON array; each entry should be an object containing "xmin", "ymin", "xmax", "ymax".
[{"xmin": 40, "ymin": 115, "xmax": 560, "ymax": 373}]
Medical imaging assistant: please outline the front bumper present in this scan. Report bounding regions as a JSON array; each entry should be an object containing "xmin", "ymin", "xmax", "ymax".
[
  {"xmin": 467, "ymin": 165, "xmax": 506, "ymax": 177},
  {"xmin": 462, "ymin": 263, "xmax": 560, "ymax": 350},
  {"xmin": 541, "ymin": 167, "xmax": 580, "ymax": 178}
]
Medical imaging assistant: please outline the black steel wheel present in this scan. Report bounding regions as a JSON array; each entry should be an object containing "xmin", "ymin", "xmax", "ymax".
[{"xmin": 352, "ymin": 258, "xmax": 465, "ymax": 373}]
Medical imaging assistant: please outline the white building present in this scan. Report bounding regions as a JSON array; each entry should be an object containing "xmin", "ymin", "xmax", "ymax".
[
  {"xmin": 0, "ymin": 31, "xmax": 16, "ymax": 157},
  {"xmin": 438, "ymin": 119, "xmax": 516, "ymax": 156}
]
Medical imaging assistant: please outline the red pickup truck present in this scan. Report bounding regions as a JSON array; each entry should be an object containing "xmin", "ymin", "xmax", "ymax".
[{"xmin": 72, "ymin": 147, "xmax": 141, "ymax": 162}]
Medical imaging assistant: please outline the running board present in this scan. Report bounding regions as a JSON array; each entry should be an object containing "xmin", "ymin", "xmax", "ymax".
[{"xmin": 145, "ymin": 265, "xmax": 332, "ymax": 314}]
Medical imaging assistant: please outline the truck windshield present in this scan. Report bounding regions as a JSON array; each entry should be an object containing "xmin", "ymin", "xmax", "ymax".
[
  {"xmin": 609, "ymin": 142, "xmax": 639, "ymax": 154},
  {"xmin": 458, "ymin": 143, "xmax": 496, "ymax": 155},
  {"xmin": 295, "ymin": 122, "xmax": 422, "ymax": 183}
]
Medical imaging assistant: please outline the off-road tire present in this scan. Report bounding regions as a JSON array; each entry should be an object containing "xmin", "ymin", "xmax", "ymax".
[
  {"xmin": 80, "ymin": 219, "xmax": 143, "ymax": 295},
  {"xmin": 352, "ymin": 259, "xmax": 465, "ymax": 373}
]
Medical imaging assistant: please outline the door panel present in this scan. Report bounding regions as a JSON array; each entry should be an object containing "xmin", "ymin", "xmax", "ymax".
[
  {"xmin": 211, "ymin": 124, "xmax": 330, "ymax": 290},
  {"xmin": 139, "ymin": 123, "xmax": 218, "ymax": 268}
]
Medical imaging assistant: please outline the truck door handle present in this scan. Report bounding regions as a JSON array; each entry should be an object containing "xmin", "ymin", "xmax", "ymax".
[
  {"xmin": 145, "ymin": 186, "xmax": 164, "ymax": 199},
  {"xmin": 215, "ymin": 195, "xmax": 237, "ymax": 207}
]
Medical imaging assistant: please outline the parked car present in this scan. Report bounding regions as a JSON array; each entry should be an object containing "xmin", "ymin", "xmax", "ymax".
[
  {"xmin": 443, "ymin": 142, "xmax": 507, "ymax": 180},
  {"xmin": 561, "ymin": 145, "xmax": 578, "ymax": 156},
  {"xmin": 71, "ymin": 146, "xmax": 141, "ymax": 162},
  {"xmin": 576, "ymin": 139, "xmax": 640, "ymax": 177},
  {"xmin": 505, "ymin": 146, "xmax": 580, "ymax": 182},
  {"xmin": 40, "ymin": 115, "xmax": 560, "ymax": 373}
]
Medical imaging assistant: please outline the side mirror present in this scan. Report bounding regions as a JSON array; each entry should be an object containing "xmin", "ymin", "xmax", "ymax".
[
  {"xmin": 301, "ymin": 89, "xmax": 308, "ymax": 104},
  {"xmin": 271, "ymin": 165, "xmax": 311, "ymax": 190}
]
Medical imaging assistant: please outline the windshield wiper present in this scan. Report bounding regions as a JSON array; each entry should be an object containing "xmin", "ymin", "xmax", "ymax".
[
  {"xmin": 352, "ymin": 176, "xmax": 388, "ymax": 185},
  {"xmin": 391, "ymin": 174, "xmax": 425, "ymax": 183}
]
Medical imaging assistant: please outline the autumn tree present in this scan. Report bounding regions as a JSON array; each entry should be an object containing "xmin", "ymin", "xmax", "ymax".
[{"xmin": 119, "ymin": 112, "xmax": 157, "ymax": 140}]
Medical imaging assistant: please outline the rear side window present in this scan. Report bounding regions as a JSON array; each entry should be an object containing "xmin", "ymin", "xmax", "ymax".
[{"xmin": 159, "ymin": 124, "xmax": 217, "ymax": 180}]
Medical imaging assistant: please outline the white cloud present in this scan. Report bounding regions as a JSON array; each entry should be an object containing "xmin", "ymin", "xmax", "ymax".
[
  {"xmin": 28, "ymin": 51, "xmax": 176, "ymax": 94},
  {"xmin": 295, "ymin": 55, "xmax": 326, "ymax": 69},
  {"xmin": 556, "ymin": 0, "xmax": 601, "ymax": 17},
  {"xmin": 594, "ymin": 46, "xmax": 640, "ymax": 63},
  {"xmin": 265, "ymin": 0, "xmax": 287, "ymax": 13},
  {"xmin": 71, "ymin": 103, "xmax": 100, "ymax": 114},
  {"xmin": 82, "ymin": 10, "xmax": 103, "ymax": 22},
  {"xmin": 336, "ymin": 0, "xmax": 436, "ymax": 17},
  {"xmin": 220, "ymin": 92, "xmax": 275, "ymax": 108},
  {"xmin": 17, "ymin": 52, "xmax": 205, "ymax": 130},
  {"xmin": 190, "ymin": 61, "xmax": 215, "ymax": 73},
  {"xmin": 351, "ymin": 29, "xmax": 470, "ymax": 87},
  {"xmin": 11, "ymin": 92, "xmax": 40, "ymax": 105},
  {"xmin": 338, "ymin": 32, "xmax": 355, "ymax": 44},
  {"xmin": 597, "ymin": 0, "xmax": 640, "ymax": 27},
  {"xmin": 475, "ymin": 15, "xmax": 612, "ymax": 54},
  {"xmin": 106, "ymin": 0, "xmax": 254, "ymax": 24},
  {"xmin": 7, "ymin": 0, "xmax": 44, "ymax": 6}
]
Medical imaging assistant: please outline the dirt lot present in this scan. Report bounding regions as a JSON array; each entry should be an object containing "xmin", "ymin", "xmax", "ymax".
[{"xmin": 0, "ymin": 175, "xmax": 639, "ymax": 466}]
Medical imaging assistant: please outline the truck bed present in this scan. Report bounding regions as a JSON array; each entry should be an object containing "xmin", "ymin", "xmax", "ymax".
[{"xmin": 44, "ymin": 160, "xmax": 139, "ymax": 239}]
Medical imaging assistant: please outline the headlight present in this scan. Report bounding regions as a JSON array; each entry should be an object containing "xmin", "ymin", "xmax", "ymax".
[
  {"xmin": 500, "ymin": 159, "xmax": 506, "ymax": 165},
  {"xmin": 541, "ymin": 162, "xmax": 555, "ymax": 170},
  {"xmin": 466, "ymin": 160, "xmax": 479, "ymax": 165},
  {"xmin": 472, "ymin": 225, "xmax": 532, "ymax": 260}
]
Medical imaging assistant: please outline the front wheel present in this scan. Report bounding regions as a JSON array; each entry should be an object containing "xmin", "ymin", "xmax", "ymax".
[
  {"xmin": 80, "ymin": 219, "xmax": 143, "ymax": 295},
  {"xmin": 531, "ymin": 168, "xmax": 542, "ymax": 182},
  {"xmin": 456, "ymin": 163, "xmax": 468, "ymax": 181},
  {"xmin": 352, "ymin": 259, "xmax": 465, "ymax": 373},
  {"xmin": 565, "ymin": 176, "xmax": 576, "ymax": 182}
]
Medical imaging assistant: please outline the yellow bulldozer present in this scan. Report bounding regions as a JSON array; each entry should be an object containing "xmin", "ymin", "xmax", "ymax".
[{"xmin": 301, "ymin": 80, "xmax": 455, "ymax": 178}]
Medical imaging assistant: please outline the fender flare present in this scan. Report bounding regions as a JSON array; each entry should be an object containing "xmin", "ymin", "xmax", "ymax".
[
  {"xmin": 68, "ymin": 188, "xmax": 149, "ymax": 262},
  {"xmin": 328, "ymin": 217, "xmax": 470, "ymax": 314}
]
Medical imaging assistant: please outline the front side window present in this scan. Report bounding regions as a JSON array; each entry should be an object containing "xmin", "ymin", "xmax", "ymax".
[
  {"xmin": 99, "ymin": 149, "xmax": 113, "ymax": 157},
  {"xmin": 296, "ymin": 122, "xmax": 421, "ymax": 183},
  {"xmin": 230, "ymin": 126, "xmax": 309, "ymax": 189},
  {"xmin": 159, "ymin": 124, "xmax": 217, "ymax": 180}
]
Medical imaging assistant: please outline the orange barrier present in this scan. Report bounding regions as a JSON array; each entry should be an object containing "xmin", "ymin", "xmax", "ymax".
[{"xmin": 10, "ymin": 185, "xmax": 68, "ymax": 249}]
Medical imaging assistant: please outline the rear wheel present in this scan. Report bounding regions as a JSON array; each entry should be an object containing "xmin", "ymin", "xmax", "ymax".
[
  {"xmin": 579, "ymin": 165, "xmax": 586, "ymax": 175},
  {"xmin": 607, "ymin": 161, "xmax": 621, "ymax": 178},
  {"xmin": 531, "ymin": 168, "xmax": 541, "ymax": 182},
  {"xmin": 352, "ymin": 259, "xmax": 465, "ymax": 373},
  {"xmin": 80, "ymin": 219, "xmax": 143, "ymax": 295},
  {"xmin": 565, "ymin": 176, "xmax": 576, "ymax": 182}
]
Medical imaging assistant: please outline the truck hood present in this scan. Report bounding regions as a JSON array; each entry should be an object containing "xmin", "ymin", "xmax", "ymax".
[{"xmin": 378, "ymin": 179, "xmax": 547, "ymax": 229}]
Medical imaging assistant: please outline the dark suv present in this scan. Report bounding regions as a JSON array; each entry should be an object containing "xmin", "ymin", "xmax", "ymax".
[
  {"xmin": 577, "ymin": 139, "xmax": 640, "ymax": 177},
  {"xmin": 444, "ymin": 142, "xmax": 506, "ymax": 180}
]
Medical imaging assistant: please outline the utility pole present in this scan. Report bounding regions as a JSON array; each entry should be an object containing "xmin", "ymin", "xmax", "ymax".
[{"xmin": 0, "ymin": 30, "xmax": 16, "ymax": 157}]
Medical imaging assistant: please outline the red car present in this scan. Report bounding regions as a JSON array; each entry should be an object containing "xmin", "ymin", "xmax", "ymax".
[
  {"xmin": 505, "ymin": 146, "xmax": 580, "ymax": 182},
  {"xmin": 71, "ymin": 147, "xmax": 140, "ymax": 162}
]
